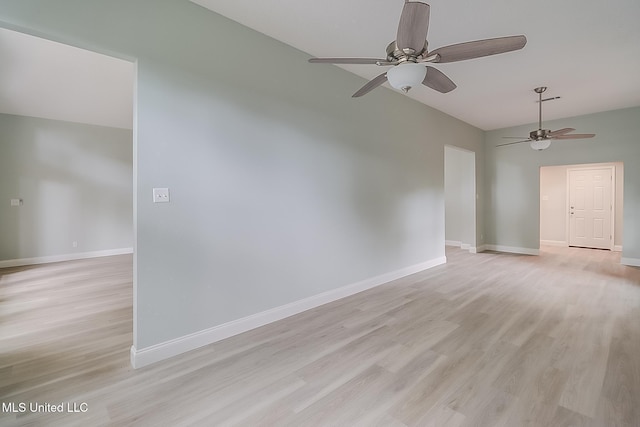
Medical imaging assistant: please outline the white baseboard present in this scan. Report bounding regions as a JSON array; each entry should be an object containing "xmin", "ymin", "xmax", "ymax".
[
  {"xmin": 614, "ymin": 245, "xmax": 623, "ymax": 252},
  {"xmin": 482, "ymin": 245, "xmax": 539, "ymax": 256},
  {"xmin": 621, "ymin": 257, "xmax": 640, "ymax": 267},
  {"xmin": 130, "ymin": 255, "xmax": 447, "ymax": 369},
  {"xmin": 461, "ymin": 243, "xmax": 481, "ymax": 254},
  {"xmin": 446, "ymin": 241, "xmax": 477, "ymax": 254},
  {"xmin": 0, "ymin": 248, "xmax": 134, "ymax": 268},
  {"xmin": 540, "ymin": 240, "xmax": 567, "ymax": 247}
]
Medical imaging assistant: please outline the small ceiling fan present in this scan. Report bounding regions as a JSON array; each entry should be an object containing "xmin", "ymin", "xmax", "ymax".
[
  {"xmin": 308, "ymin": 1, "xmax": 527, "ymax": 97},
  {"xmin": 498, "ymin": 87, "xmax": 596, "ymax": 150}
]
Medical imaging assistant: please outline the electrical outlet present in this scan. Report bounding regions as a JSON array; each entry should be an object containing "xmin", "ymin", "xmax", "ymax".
[
  {"xmin": 153, "ymin": 188, "xmax": 170, "ymax": 203},
  {"xmin": 10, "ymin": 199, "xmax": 23, "ymax": 206},
  {"xmin": 72, "ymin": 241, "xmax": 78, "ymax": 248}
]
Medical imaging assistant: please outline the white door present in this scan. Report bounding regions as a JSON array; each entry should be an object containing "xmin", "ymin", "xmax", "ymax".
[{"xmin": 569, "ymin": 168, "xmax": 613, "ymax": 250}]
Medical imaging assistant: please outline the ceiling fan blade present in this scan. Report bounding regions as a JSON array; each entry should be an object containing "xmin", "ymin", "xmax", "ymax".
[
  {"xmin": 352, "ymin": 73, "xmax": 388, "ymax": 98},
  {"xmin": 548, "ymin": 127, "xmax": 575, "ymax": 137},
  {"xmin": 396, "ymin": 1, "xmax": 430, "ymax": 54},
  {"xmin": 430, "ymin": 35, "xmax": 527, "ymax": 63},
  {"xmin": 552, "ymin": 134, "xmax": 596, "ymax": 140},
  {"xmin": 496, "ymin": 139, "xmax": 532, "ymax": 147},
  {"xmin": 422, "ymin": 66, "xmax": 456, "ymax": 93},
  {"xmin": 309, "ymin": 57, "xmax": 387, "ymax": 65}
]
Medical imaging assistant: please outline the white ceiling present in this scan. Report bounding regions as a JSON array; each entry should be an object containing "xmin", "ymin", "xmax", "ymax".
[
  {"xmin": 191, "ymin": 0, "xmax": 640, "ymax": 130},
  {"xmin": 1, "ymin": 1, "xmax": 638, "ymax": 132},
  {"xmin": 0, "ymin": 27, "xmax": 133, "ymax": 130}
]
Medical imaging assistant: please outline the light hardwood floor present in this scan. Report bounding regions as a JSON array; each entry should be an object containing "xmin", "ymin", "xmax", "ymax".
[{"xmin": 1, "ymin": 246, "xmax": 639, "ymax": 426}]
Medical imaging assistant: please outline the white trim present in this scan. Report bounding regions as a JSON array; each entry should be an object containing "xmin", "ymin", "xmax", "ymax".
[
  {"xmin": 540, "ymin": 240, "xmax": 567, "ymax": 247},
  {"xmin": 0, "ymin": 248, "xmax": 134, "ymax": 268},
  {"xmin": 614, "ymin": 245, "xmax": 623, "ymax": 252},
  {"xmin": 482, "ymin": 245, "xmax": 539, "ymax": 256},
  {"xmin": 130, "ymin": 255, "xmax": 447, "ymax": 369},
  {"xmin": 445, "ymin": 241, "xmax": 477, "ymax": 254},
  {"xmin": 132, "ymin": 58, "xmax": 140, "ymax": 353},
  {"xmin": 444, "ymin": 145, "xmax": 475, "ymax": 154},
  {"xmin": 621, "ymin": 258, "xmax": 640, "ymax": 267},
  {"xmin": 476, "ymin": 245, "xmax": 487, "ymax": 253}
]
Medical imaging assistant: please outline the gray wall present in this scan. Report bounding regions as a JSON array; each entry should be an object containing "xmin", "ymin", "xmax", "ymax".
[
  {"xmin": 484, "ymin": 106, "xmax": 640, "ymax": 261},
  {"xmin": 445, "ymin": 146, "xmax": 476, "ymax": 248},
  {"xmin": 0, "ymin": 113, "xmax": 133, "ymax": 261},
  {"xmin": 0, "ymin": 1, "xmax": 483, "ymax": 349}
]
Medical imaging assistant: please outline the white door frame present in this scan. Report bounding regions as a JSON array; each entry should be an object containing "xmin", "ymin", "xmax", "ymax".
[{"xmin": 566, "ymin": 165, "xmax": 615, "ymax": 250}]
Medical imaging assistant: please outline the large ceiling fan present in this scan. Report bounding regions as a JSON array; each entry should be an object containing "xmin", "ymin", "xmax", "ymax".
[
  {"xmin": 308, "ymin": 0, "xmax": 526, "ymax": 97},
  {"xmin": 498, "ymin": 87, "xmax": 596, "ymax": 150}
]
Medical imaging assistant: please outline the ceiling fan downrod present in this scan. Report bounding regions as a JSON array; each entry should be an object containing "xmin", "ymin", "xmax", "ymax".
[{"xmin": 534, "ymin": 86, "xmax": 547, "ymax": 133}]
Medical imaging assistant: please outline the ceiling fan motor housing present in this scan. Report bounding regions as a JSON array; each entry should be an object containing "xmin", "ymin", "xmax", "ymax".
[
  {"xmin": 530, "ymin": 129, "xmax": 550, "ymax": 140},
  {"xmin": 386, "ymin": 41, "xmax": 428, "ymax": 63}
]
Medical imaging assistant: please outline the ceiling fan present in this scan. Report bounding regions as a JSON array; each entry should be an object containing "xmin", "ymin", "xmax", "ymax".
[
  {"xmin": 498, "ymin": 87, "xmax": 596, "ymax": 150},
  {"xmin": 308, "ymin": 0, "xmax": 527, "ymax": 97}
]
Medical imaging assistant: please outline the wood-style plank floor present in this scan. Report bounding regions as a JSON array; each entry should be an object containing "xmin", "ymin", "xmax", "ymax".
[{"xmin": 1, "ymin": 246, "xmax": 639, "ymax": 426}]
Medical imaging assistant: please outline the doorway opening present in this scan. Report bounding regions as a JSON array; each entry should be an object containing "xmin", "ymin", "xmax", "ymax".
[
  {"xmin": 445, "ymin": 145, "xmax": 476, "ymax": 252},
  {"xmin": 0, "ymin": 27, "xmax": 136, "ymax": 365},
  {"xmin": 540, "ymin": 162, "xmax": 623, "ymax": 251}
]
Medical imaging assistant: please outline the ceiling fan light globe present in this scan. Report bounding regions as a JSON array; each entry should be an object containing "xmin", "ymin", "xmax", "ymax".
[
  {"xmin": 530, "ymin": 139, "xmax": 551, "ymax": 151},
  {"xmin": 387, "ymin": 63, "xmax": 426, "ymax": 93}
]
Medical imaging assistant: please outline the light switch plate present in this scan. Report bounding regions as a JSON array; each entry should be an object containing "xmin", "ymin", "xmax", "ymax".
[
  {"xmin": 153, "ymin": 188, "xmax": 170, "ymax": 203},
  {"xmin": 10, "ymin": 199, "xmax": 23, "ymax": 206}
]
